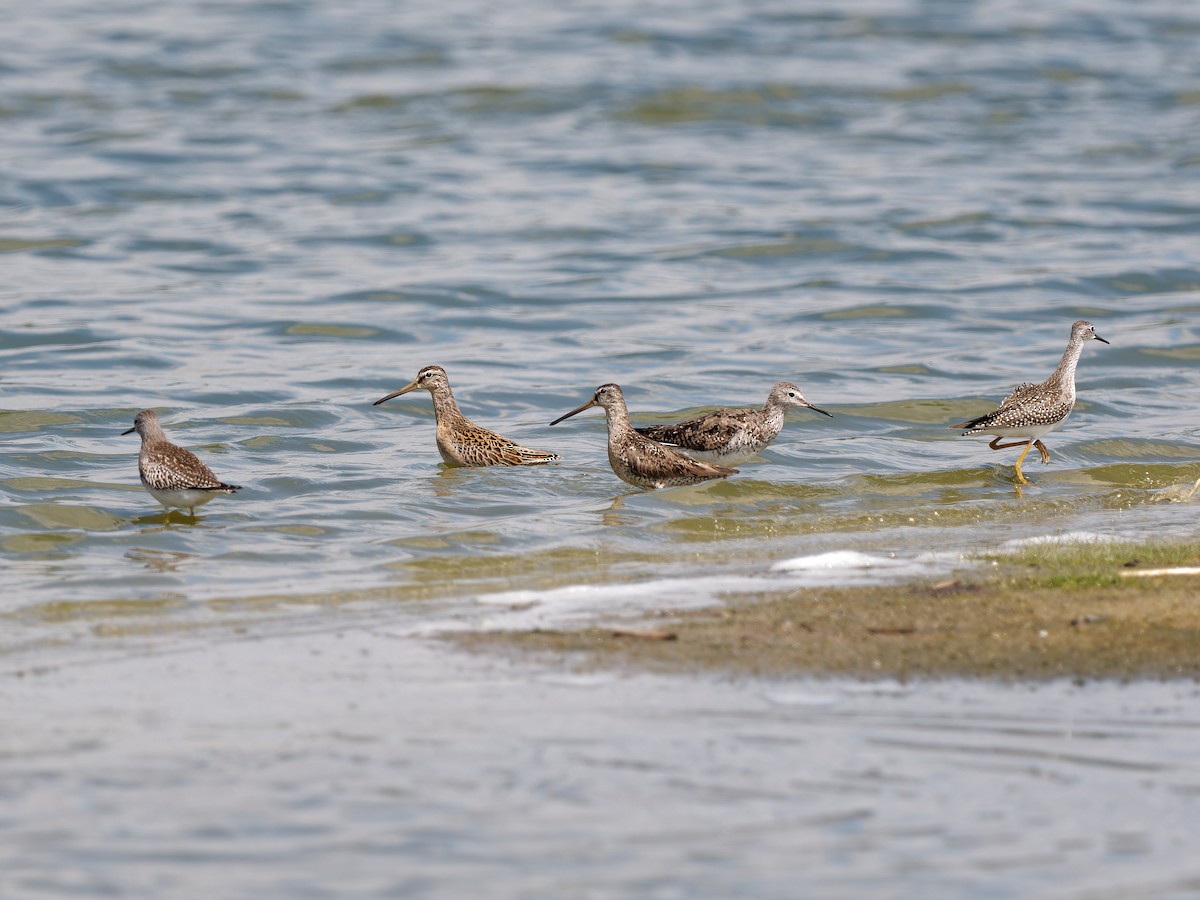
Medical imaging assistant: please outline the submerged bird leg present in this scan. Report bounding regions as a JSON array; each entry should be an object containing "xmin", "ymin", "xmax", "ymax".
[
  {"xmin": 1011, "ymin": 441, "xmax": 1034, "ymax": 485},
  {"xmin": 987, "ymin": 437, "xmax": 1032, "ymax": 451},
  {"xmin": 1184, "ymin": 478, "xmax": 1200, "ymax": 502},
  {"xmin": 1033, "ymin": 440, "xmax": 1052, "ymax": 465}
]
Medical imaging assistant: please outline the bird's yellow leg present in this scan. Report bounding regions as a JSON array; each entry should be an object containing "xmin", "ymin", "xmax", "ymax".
[
  {"xmin": 1185, "ymin": 478, "xmax": 1200, "ymax": 502},
  {"xmin": 1033, "ymin": 440, "xmax": 1051, "ymax": 465},
  {"xmin": 1012, "ymin": 441, "xmax": 1034, "ymax": 485}
]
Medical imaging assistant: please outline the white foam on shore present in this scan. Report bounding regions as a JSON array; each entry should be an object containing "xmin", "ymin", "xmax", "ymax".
[
  {"xmin": 771, "ymin": 549, "xmax": 955, "ymax": 585},
  {"xmin": 771, "ymin": 550, "xmax": 914, "ymax": 572},
  {"xmin": 1001, "ymin": 532, "xmax": 1117, "ymax": 549},
  {"xmin": 429, "ymin": 549, "xmax": 962, "ymax": 634},
  {"xmin": 462, "ymin": 574, "xmax": 772, "ymax": 632}
]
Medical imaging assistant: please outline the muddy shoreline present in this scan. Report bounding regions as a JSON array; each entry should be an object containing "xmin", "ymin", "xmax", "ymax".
[{"xmin": 450, "ymin": 539, "xmax": 1200, "ymax": 681}]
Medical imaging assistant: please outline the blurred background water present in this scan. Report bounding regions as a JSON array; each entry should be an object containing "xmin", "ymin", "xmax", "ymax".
[{"xmin": 3, "ymin": 0, "xmax": 1200, "ymax": 895}]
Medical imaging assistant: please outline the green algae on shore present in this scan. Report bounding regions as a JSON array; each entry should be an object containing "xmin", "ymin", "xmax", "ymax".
[{"xmin": 449, "ymin": 539, "xmax": 1200, "ymax": 681}]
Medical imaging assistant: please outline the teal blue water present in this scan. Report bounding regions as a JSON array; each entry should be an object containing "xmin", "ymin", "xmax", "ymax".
[{"xmin": 3, "ymin": 1, "xmax": 1200, "ymax": 895}]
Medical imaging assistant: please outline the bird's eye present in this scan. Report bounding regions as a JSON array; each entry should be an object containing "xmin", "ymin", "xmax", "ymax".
[{"xmin": 788, "ymin": 391, "xmax": 797, "ymax": 398}]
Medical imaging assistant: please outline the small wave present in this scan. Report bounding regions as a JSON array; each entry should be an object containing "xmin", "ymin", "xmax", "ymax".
[
  {"xmin": 1001, "ymin": 532, "xmax": 1117, "ymax": 549},
  {"xmin": 448, "ymin": 552, "xmax": 958, "ymax": 633}
]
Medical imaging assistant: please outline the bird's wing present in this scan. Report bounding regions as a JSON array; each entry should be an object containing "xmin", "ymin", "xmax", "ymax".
[
  {"xmin": 141, "ymin": 446, "xmax": 226, "ymax": 490},
  {"xmin": 451, "ymin": 422, "xmax": 560, "ymax": 466},
  {"xmin": 954, "ymin": 387, "xmax": 1072, "ymax": 432},
  {"xmin": 635, "ymin": 408, "xmax": 753, "ymax": 451},
  {"xmin": 621, "ymin": 432, "xmax": 738, "ymax": 480}
]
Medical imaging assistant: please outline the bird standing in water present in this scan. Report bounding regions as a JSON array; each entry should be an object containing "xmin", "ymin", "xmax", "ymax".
[
  {"xmin": 551, "ymin": 383, "xmax": 738, "ymax": 489},
  {"xmin": 123, "ymin": 410, "xmax": 241, "ymax": 515},
  {"xmin": 374, "ymin": 365, "xmax": 561, "ymax": 467},
  {"xmin": 635, "ymin": 381, "xmax": 831, "ymax": 466},
  {"xmin": 953, "ymin": 320, "xmax": 1109, "ymax": 484}
]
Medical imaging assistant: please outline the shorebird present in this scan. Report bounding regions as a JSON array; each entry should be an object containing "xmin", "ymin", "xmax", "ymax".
[
  {"xmin": 373, "ymin": 365, "xmax": 561, "ymax": 467},
  {"xmin": 634, "ymin": 381, "xmax": 831, "ymax": 466},
  {"xmin": 551, "ymin": 383, "xmax": 739, "ymax": 489},
  {"xmin": 952, "ymin": 319, "xmax": 1109, "ymax": 484},
  {"xmin": 122, "ymin": 410, "xmax": 241, "ymax": 515}
]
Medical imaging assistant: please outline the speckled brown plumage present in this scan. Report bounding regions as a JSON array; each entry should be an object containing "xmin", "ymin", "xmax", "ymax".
[
  {"xmin": 373, "ymin": 365, "xmax": 561, "ymax": 467},
  {"xmin": 123, "ymin": 410, "xmax": 241, "ymax": 513},
  {"xmin": 634, "ymin": 381, "xmax": 831, "ymax": 466},
  {"xmin": 551, "ymin": 383, "xmax": 739, "ymax": 489},
  {"xmin": 952, "ymin": 319, "xmax": 1109, "ymax": 484}
]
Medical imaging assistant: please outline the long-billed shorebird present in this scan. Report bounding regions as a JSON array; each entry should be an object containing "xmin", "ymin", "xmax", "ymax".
[
  {"xmin": 635, "ymin": 381, "xmax": 831, "ymax": 466},
  {"xmin": 952, "ymin": 319, "xmax": 1109, "ymax": 484},
  {"xmin": 122, "ymin": 410, "xmax": 241, "ymax": 515},
  {"xmin": 551, "ymin": 383, "xmax": 738, "ymax": 489},
  {"xmin": 373, "ymin": 365, "xmax": 561, "ymax": 467}
]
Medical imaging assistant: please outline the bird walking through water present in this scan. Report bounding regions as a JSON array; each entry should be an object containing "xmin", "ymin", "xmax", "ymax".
[
  {"xmin": 373, "ymin": 365, "xmax": 561, "ymax": 467},
  {"xmin": 635, "ymin": 381, "xmax": 832, "ymax": 466},
  {"xmin": 123, "ymin": 410, "xmax": 241, "ymax": 515},
  {"xmin": 551, "ymin": 383, "xmax": 739, "ymax": 489},
  {"xmin": 952, "ymin": 319, "xmax": 1109, "ymax": 484}
]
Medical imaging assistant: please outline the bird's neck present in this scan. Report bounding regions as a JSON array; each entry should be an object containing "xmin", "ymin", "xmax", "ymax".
[
  {"xmin": 1051, "ymin": 336, "xmax": 1086, "ymax": 395},
  {"xmin": 761, "ymin": 400, "xmax": 786, "ymax": 427},
  {"xmin": 430, "ymin": 386, "xmax": 465, "ymax": 424},
  {"xmin": 603, "ymin": 399, "xmax": 634, "ymax": 440}
]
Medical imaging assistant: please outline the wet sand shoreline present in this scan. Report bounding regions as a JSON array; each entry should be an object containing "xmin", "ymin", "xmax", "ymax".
[{"xmin": 449, "ymin": 538, "xmax": 1200, "ymax": 681}]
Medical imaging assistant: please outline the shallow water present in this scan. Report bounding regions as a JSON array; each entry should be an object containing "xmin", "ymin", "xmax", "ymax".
[
  {"xmin": 8, "ymin": 631, "xmax": 1200, "ymax": 900},
  {"xmin": 2, "ymin": 0, "xmax": 1200, "ymax": 894}
]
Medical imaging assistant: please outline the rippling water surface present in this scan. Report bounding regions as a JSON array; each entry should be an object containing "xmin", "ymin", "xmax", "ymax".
[{"xmin": 3, "ymin": 0, "xmax": 1200, "ymax": 894}]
